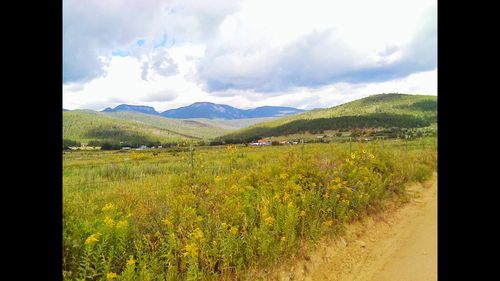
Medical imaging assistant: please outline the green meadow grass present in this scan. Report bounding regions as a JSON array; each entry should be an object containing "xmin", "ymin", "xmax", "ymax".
[{"xmin": 63, "ymin": 138, "xmax": 437, "ymax": 280}]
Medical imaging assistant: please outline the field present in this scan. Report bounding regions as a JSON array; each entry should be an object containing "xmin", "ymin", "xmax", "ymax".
[{"xmin": 63, "ymin": 138, "xmax": 437, "ymax": 280}]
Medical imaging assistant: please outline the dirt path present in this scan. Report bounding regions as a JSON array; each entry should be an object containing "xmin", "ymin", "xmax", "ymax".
[{"xmin": 266, "ymin": 174, "xmax": 437, "ymax": 281}]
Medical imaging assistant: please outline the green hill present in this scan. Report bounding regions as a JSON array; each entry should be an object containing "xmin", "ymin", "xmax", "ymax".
[
  {"xmin": 63, "ymin": 110, "xmax": 220, "ymax": 146},
  {"xmin": 104, "ymin": 112, "xmax": 230, "ymax": 139},
  {"xmin": 63, "ymin": 110, "xmax": 281, "ymax": 148},
  {"xmin": 219, "ymin": 93, "xmax": 437, "ymax": 143}
]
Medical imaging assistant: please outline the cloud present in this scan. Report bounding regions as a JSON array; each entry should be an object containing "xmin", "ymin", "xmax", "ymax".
[
  {"xmin": 197, "ymin": 0, "xmax": 436, "ymax": 92},
  {"xmin": 63, "ymin": 0, "xmax": 436, "ymax": 112},
  {"xmin": 142, "ymin": 89, "xmax": 179, "ymax": 102},
  {"xmin": 63, "ymin": 0, "xmax": 170, "ymax": 83},
  {"xmin": 63, "ymin": 0, "xmax": 240, "ymax": 83}
]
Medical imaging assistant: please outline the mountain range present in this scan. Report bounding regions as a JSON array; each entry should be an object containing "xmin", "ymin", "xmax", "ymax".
[
  {"xmin": 63, "ymin": 93, "xmax": 436, "ymax": 146},
  {"xmin": 100, "ymin": 102, "xmax": 306, "ymax": 119}
]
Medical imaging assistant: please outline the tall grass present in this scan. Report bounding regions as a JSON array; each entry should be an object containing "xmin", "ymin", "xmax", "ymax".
[{"xmin": 63, "ymin": 138, "xmax": 436, "ymax": 280}]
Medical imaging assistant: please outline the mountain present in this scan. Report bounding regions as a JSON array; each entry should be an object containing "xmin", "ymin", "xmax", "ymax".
[
  {"xmin": 99, "ymin": 102, "xmax": 305, "ymax": 119},
  {"xmin": 243, "ymin": 106, "xmax": 306, "ymax": 118},
  {"xmin": 160, "ymin": 102, "xmax": 306, "ymax": 119},
  {"xmin": 161, "ymin": 102, "xmax": 245, "ymax": 119},
  {"xmin": 102, "ymin": 104, "xmax": 159, "ymax": 115},
  {"xmin": 63, "ymin": 108, "xmax": 69, "ymax": 111},
  {"xmin": 219, "ymin": 93, "xmax": 437, "ymax": 143}
]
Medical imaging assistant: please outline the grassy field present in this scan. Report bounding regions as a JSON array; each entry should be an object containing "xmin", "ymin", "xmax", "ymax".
[{"xmin": 63, "ymin": 137, "xmax": 437, "ymax": 280}]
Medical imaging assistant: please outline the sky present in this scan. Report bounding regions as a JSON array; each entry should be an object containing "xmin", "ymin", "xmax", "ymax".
[{"xmin": 63, "ymin": 0, "xmax": 437, "ymax": 111}]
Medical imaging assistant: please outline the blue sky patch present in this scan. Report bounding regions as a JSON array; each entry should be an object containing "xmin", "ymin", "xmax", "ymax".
[
  {"xmin": 154, "ymin": 33, "xmax": 168, "ymax": 48},
  {"xmin": 111, "ymin": 49, "xmax": 130, "ymax": 57},
  {"xmin": 137, "ymin": 39, "xmax": 145, "ymax": 46}
]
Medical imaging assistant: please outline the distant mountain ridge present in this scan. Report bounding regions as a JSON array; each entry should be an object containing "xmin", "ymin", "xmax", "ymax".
[
  {"xmin": 103, "ymin": 104, "xmax": 159, "ymax": 115},
  {"xmin": 101, "ymin": 102, "xmax": 306, "ymax": 119}
]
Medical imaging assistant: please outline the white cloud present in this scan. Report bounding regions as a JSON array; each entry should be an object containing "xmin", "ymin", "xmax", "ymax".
[
  {"xmin": 198, "ymin": 0, "xmax": 436, "ymax": 91},
  {"xmin": 63, "ymin": 0, "xmax": 437, "ymax": 111}
]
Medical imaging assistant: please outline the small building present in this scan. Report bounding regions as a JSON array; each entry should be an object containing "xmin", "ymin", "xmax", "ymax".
[{"xmin": 121, "ymin": 147, "xmax": 131, "ymax": 150}]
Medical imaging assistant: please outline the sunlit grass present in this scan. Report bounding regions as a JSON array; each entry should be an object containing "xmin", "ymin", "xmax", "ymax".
[{"xmin": 63, "ymin": 138, "xmax": 437, "ymax": 280}]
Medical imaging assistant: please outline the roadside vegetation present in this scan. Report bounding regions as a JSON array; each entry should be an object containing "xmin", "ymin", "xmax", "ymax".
[{"xmin": 63, "ymin": 138, "xmax": 436, "ymax": 280}]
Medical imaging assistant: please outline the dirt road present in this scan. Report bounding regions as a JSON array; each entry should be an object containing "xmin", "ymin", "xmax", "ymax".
[{"xmin": 267, "ymin": 174, "xmax": 437, "ymax": 281}]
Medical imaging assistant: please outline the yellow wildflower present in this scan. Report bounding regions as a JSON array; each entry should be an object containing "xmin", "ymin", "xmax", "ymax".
[
  {"xmin": 196, "ymin": 216, "xmax": 204, "ymax": 222},
  {"xmin": 214, "ymin": 175, "xmax": 222, "ymax": 183},
  {"xmin": 106, "ymin": 272, "xmax": 117, "ymax": 280},
  {"xmin": 230, "ymin": 226, "xmax": 238, "ymax": 235},
  {"xmin": 84, "ymin": 233, "xmax": 101, "ymax": 245},
  {"xmin": 192, "ymin": 228, "xmax": 204, "ymax": 240},
  {"xmin": 323, "ymin": 193, "xmax": 330, "ymax": 199},
  {"xmin": 102, "ymin": 203, "xmax": 115, "ymax": 212},
  {"xmin": 126, "ymin": 256, "xmax": 136, "ymax": 266},
  {"xmin": 282, "ymin": 192, "xmax": 290, "ymax": 201},
  {"xmin": 183, "ymin": 243, "xmax": 199, "ymax": 257},
  {"xmin": 281, "ymin": 236, "xmax": 287, "ymax": 242},
  {"xmin": 299, "ymin": 210, "xmax": 306, "ymax": 217},
  {"xmin": 287, "ymin": 202, "xmax": 294, "ymax": 208},
  {"xmin": 162, "ymin": 218, "xmax": 173, "ymax": 227},
  {"xmin": 279, "ymin": 173, "xmax": 288, "ymax": 179},
  {"xmin": 104, "ymin": 216, "xmax": 115, "ymax": 227},
  {"xmin": 116, "ymin": 220, "xmax": 128, "ymax": 229},
  {"xmin": 323, "ymin": 220, "xmax": 333, "ymax": 227},
  {"xmin": 351, "ymin": 153, "xmax": 356, "ymax": 159},
  {"xmin": 221, "ymin": 222, "xmax": 228, "ymax": 229},
  {"xmin": 264, "ymin": 216, "xmax": 275, "ymax": 226}
]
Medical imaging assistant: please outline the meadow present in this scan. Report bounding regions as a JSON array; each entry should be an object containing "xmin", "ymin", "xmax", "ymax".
[{"xmin": 63, "ymin": 137, "xmax": 437, "ymax": 280}]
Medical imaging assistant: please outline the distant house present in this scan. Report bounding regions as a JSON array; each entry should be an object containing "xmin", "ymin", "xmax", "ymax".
[
  {"xmin": 250, "ymin": 139, "xmax": 272, "ymax": 146},
  {"xmin": 257, "ymin": 139, "xmax": 272, "ymax": 145},
  {"xmin": 158, "ymin": 145, "xmax": 162, "ymax": 149},
  {"xmin": 121, "ymin": 147, "xmax": 131, "ymax": 150}
]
